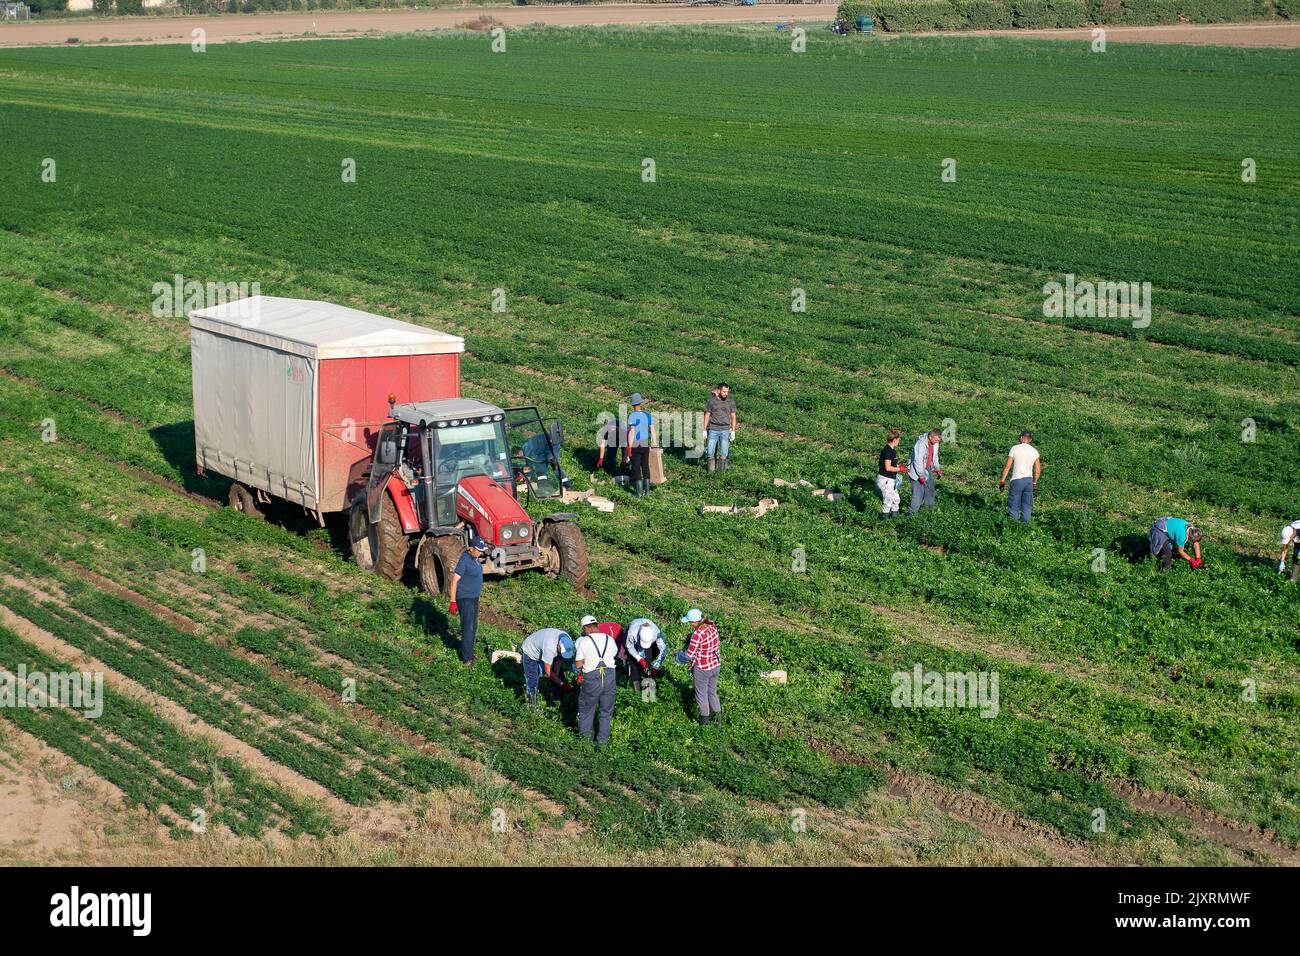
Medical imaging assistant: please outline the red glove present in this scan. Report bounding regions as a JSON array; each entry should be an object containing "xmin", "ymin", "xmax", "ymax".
[
  {"xmin": 449, "ymin": 601, "xmax": 458, "ymax": 614},
  {"xmin": 574, "ymin": 672, "xmax": 584, "ymax": 685},
  {"xmin": 918, "ymin": 477, "xmax": 926, "ymax": 485},
  {"xmin": 1189, "ymin": 557, "xmax": 1203, "ymax": 569},
  {"xmin": 597, "ymin": 453, "xmax": 604, "ymax": 467}
]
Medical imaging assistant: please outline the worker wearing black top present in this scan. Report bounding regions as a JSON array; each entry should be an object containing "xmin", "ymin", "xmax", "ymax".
[{"xmin": 875, "ymin": 427, "xmax": 905, "ymax": 518}]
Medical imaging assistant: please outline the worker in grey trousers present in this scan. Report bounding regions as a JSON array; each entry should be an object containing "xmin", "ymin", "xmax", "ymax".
[
  {"xmin": 574, "ymin": 622, "xmax": 619, "ymax": 749},
  {"xmin": 907, "ymin": 428, "xmax": 943, "ymax": 515}
]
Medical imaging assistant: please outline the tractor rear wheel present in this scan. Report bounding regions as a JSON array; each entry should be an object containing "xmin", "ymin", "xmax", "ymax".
[
  {"xmin": 417, "ymin": 533, "xmax": 465, "ymax": 598},
  {"xmin": 539, "ymin": 521, "xmax": 588, "ymax": 591},
  {"xmin": 349, "ymin": 495, "xmax": 409, "ymax": 582},
  {"xmin": 228, "ymin": 482, "xmax": 264, "ymax": 520}
]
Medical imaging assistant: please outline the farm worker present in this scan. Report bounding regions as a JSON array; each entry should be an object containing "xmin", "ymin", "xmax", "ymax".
[
  {"xmin": 876, "ymin": 427, "xmax": 905, "ymax": 518},
  {"xmin": 998, "ymin": 430, "xmax": 1042, "ymax": 524},
  {"xmin": 677, "ymin": 608, "xmax": 722, "ymax": 727},
  {"xmin": 595, "ymin": 412, "xmax": 626, "ymax": 480},
  {"xmin": 907, "ymin": 428, "xmax": 944, "ymax": 516},
  {"xmin": 574, "ymin": 618, "xmax": 620, "ymax": 749},
  {"xmin": 625, "ymin": 393, "xmax": 657, "ymax": 499},
  {"xmin": 705, "ymin": 383, "xmax": 738, "ymax": 473},
  {"xmin": 1149, "ymin": 517, "xmax": 1202, "ymax": 571},
  {"xmin": 579, "ymin": 615, "xmax": 624, "ymax": 658},
  {"xmin": 1276, "ymin": 519, "xmax": 1300, "ymax": 579},
  {"xmin": 448, "ymin": 533, "xmax": 489, "ymax": 664},
  {"xmin": 520, "ymin": 627, "xmax": 575, "ymax": 709},
  {"xmin": 624, "ymin": 618, "xmax": 666, "ymax": 693}
]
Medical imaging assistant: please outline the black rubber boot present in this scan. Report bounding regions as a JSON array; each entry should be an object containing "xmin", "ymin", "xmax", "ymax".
[
  {"xmin": 719, "ymin": 458, "xmax": 729, "ymax": 471},
  {"xmin": 707, "ymin": 457, "xmax": 716, "ymax": 473},
  {"xmin": 698, "ymin": 714, "xmax": 709, "ymax": 726}
]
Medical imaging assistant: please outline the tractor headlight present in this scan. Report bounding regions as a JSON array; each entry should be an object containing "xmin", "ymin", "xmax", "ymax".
[
  {"xmin": 517, "ymin": 523, "xmax": 530, "ymax": 540},
  {"xmin": 501, "ymin": 527, "xmax": 514, "ymax": 541}
]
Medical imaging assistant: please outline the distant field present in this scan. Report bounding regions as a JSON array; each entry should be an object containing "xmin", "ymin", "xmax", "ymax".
[{"xmin": 1, "ymin": 27, "xmax": 1297, "ymax": 864}]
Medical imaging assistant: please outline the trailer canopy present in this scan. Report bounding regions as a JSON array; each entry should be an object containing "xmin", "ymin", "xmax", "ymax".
[{"xmin": 188, "ymin": 296, "xmax": 464, "ymax": 360}]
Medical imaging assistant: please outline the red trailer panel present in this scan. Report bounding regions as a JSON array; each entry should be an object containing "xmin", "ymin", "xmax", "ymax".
[{"xmin": 317, "ymin": 352, "xmax": 460, "ymax": 513}]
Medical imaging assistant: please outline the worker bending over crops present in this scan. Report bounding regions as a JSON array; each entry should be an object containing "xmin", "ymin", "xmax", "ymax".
[
  {"xmin": 1149, "ymin": 517, "xmax": 1202, "ymax": 571},
  {"xmin": 705, "ymin": 383, "xmax": 738, "ymax": 473},
  {"xmin": 624, "ymin": 618, "xmax": 666, "ymax": 693},
  {"xmin": 575, "ymin": 618, "xmax": 620, "ymax": 749},
  {"xmin": 625, "ymin": 393, "xmax": 657, "ymax": 498},
  {"xmin": 1277, "ymin": 519, "xmax": 1300, "ymax": 580},
  {"xmin": 876, "ymin": 427, "xmax": 905, "ymax": 518},
  {"xmin": 521, "ymin": 628, "xmax": 575, "ymax": 709},
  {"xmin": 998, "ymin": 431, "xmax": 1042, "ymax": 524},
  {"xmin": 448, "ymin": 533, "xmax": 489, "ymax": 664},
  {"xmin": 907, "ymin": 428, "xmax": 944, "ymax": 515},
  {"xmin": 677, "ymin": 608, "xmax": 722, "ymax": 727}
]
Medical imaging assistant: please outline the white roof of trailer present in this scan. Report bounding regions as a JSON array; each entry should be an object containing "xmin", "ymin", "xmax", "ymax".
[{"xmin": 188, "ymin": 296, "xmax": 464, "ymax": 360}]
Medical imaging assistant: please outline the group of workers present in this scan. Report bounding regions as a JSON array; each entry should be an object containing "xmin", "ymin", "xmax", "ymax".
[
  {"xmin": 596, "ymin": 385, "xmax": 740, "ymax": 492},
  {"xmin": 876, "ymin": 427, "xmax": 1040, "ymax": 523},
  {"xmin": 518, "ymin": 609, "xmax": 723, "ymax": 748}
]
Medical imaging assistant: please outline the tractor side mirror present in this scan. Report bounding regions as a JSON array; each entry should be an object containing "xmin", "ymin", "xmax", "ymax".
[{"xmin": 379, "ymin": 440, "xmax": 398, "ymax": 466}]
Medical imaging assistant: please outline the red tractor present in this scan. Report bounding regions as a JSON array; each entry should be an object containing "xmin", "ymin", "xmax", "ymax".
[
  {"xmin": 349, "ymin": 398, "xmax": 588, "ymax": 595},
  {"xmin": 188, "ymin": 296, "xmax": 588, "ymax": 597}
]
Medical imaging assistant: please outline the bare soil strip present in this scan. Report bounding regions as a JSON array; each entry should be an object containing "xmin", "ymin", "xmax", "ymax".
[
  {"xmin": 0, "ymin": 4, "xmax": 835, "ymax": 48},
  {"xmin": 3, "ymin": 7, "xmax": 1296, "ymax": 50}
]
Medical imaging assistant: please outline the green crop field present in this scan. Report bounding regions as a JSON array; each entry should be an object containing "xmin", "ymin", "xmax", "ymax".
[{"xmin": 0, "ymin": 25, "xmax": 1297, "ymax": 866}]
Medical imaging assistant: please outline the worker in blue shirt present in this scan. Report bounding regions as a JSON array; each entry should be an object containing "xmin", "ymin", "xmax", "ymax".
[
  {"xmin": 449, "ymin": 533, "xmax": 489, "ymax": 663},
  {"xmin": 1149, "ymin": 517, "xmax": 1202, "ymax": 571},
  {"xmin": 625, "ymin": 392, "xmax": 657, "ymax": 499}
]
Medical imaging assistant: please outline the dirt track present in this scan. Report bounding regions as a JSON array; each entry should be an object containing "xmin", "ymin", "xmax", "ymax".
[
  {"xmin": 0, "ymin": 4, "xmax": 834, "ymax": 47},
  {"xmin": 2, "ymin": 5, "xmax": 1299, "ymax": 49}
]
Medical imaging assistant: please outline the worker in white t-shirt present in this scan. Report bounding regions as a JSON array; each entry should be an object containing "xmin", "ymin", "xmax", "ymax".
[
  {"xmin": 998, "ymin": 431, "xmax": 1042, "ymax": 524},
  {"xmin": 1278, "ymin": 520, "xmax": 1300, "ymax": 579}
]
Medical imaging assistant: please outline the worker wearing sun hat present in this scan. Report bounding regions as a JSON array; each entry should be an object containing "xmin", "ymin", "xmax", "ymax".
[
  {"xmin": 575, "ymin": 614, "xmax": 620, "ymax": 749},
  {"xmin": 520, "ymin": 627, "xmax": 575, "ymax": 709},
  {"xmin": 676, "ymin": 608, "xmax": 722, "ymax": 726},
  {"xmin": 624, "ymin": 393, "xmax": 656, "ymax": 499},
  {"xmin": 1277, "ymin": 519, "xmax": 1300, "ymax": 580},
  {"xmin": 624, "ymin": 617, "xmax": 666, "ymax": 693},
  {"xmin": 449, "ymin": 532, "xmax": 490, "ymax": 664}
]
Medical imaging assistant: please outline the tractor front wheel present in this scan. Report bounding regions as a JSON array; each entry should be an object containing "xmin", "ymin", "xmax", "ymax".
[
  {"xmin": 349, "ymin": 495, "xmax": 409, "ymax": 582},
  {"xmin": 539, "ymin": 521, "xmax": 588, "ymax": 591},
  {"xmin": 417, "ymin": 533, "xmax": 465, "ymax": 598},
  {"xmin": 228, "ymin": 482, "xmax": 264, "ymax": 520}
]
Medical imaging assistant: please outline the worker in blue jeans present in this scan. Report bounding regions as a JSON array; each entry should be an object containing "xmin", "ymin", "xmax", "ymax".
[
  {"xmin": 448, "ymin": 533, "xmax": 489, "ymax": 664},
  {"xmin": 520, "ymin": 627, "xmax": 574, "ymax": 708},
  {"xmin": 998, "ymin": 431, "xmax": 1042, "ymax": 524}
]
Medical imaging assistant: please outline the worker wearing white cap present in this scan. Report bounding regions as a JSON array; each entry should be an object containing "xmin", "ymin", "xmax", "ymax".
[
  {"xmin": 675, "ymin": 608, "xmax": 722, "ymax": 727},
  {"xmin": 624, "ymin": 617, "xmax": 666, "ymax": 693},
  {"xmin": 575, "ymin": 615, "xmax": 620, "ymax": 749},
  {"xmin": 1278, "ymin": 519, "xmax": 1300, "ymax": 580}
]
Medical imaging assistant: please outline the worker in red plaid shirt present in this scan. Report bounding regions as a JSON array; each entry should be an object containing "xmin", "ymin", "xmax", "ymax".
[{"xmin": 676, "ymin": 608, "xmax": 722, "ymax": 727}]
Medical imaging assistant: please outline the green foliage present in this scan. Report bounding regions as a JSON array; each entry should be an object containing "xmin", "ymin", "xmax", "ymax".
[{"xmin": 0, "ymin": 29, "xmax": 1296, "ymax": 853}]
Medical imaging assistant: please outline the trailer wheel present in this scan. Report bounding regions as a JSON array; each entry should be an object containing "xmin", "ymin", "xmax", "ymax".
[
  {"xmin": 349, "ymin": 495, "xmax": 409, "ymax": 582},
  {"xmin": 228, "ymin": 482, "xmax": 264, "ymax": 521},
  {"xmin": 417, "ymin": 534, "xmax": 465, "ymax": 598},
  {"xmin": 539, "ymin": 521, "xmax": 587, "ymax": 591}
]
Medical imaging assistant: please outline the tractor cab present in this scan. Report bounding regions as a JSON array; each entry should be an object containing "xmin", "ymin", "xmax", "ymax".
[{"xmin": 350, "ymin": 396, "xmax": 587, "ymax": 597}]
